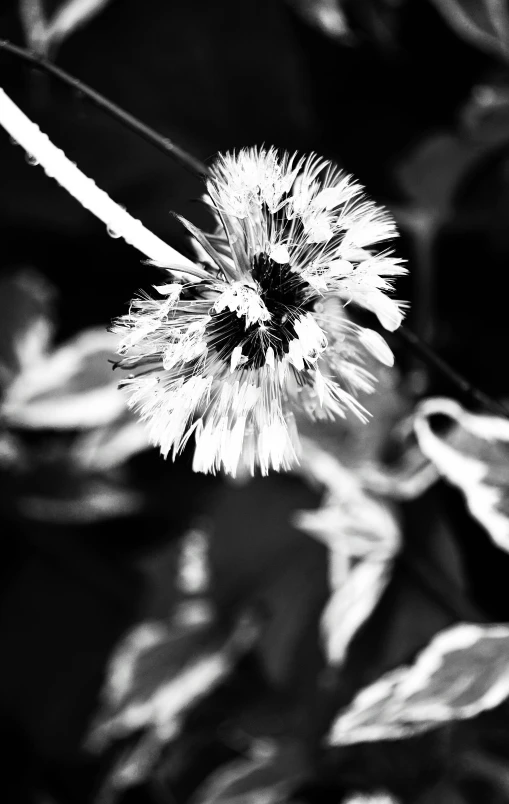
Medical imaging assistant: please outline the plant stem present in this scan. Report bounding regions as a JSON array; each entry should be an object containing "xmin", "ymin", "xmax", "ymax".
[
  {"xmin": 1, "ymin": 39, "xmax": 508, "ymax": 420},
  {"xmin": 398, "ymin": 325, "xmax": 509, "ymax": 419},
  {"xmin": 0, "ymin": 39, "xmax": 209, "ymax": 179},
  {"xmin": 0, "ymin": 87, "xmax": 196, "ymax": 269}
]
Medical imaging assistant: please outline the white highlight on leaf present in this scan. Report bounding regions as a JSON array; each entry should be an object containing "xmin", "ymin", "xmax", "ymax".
[
  {"xmin": 0, "ymin": 88, "xmax": 194, "ymax": 269},
  {"xmin": 191, "ymin": 740, "xmax": 306, "ymax": 804},
  {"xmin": 89, "ymin": 613, "xmax": 260, "ymax": 761},
  {"xmin": 20, "ymin": 0, "xmax": 113, "ymax": 56},
  {"xmin": 107, "ymin": 624, "xmax": 166, "ymax": 707},
  {"xmin": 414, "ymin": 397, "xmax": 509, "ymax": 551},
  {"xmin": 45, "ymin": 0, "xmax": 112, "ymax": 49},
  {"xmin": 176, "ymin": 527, "xmax": 210, "ymax": 595},
  {"xmin": 2, "ymin": 328, "xmax": 126, "ymax": 429},
  {"xmin": 328, "ymin": 623, "xmax": 509, "ymax": 746},
  {"xmin": 296, "ymin": 441, "xmax": 400, "ymax": 665},
  {"xmin": 73, "ymin": 415, "xmax": 151, "ymax": 471}
]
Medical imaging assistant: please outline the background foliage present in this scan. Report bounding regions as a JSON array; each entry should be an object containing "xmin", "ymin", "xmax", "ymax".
[{"xmin": 2, "ymin": 1, "xmax": 509, "ymax": 802}]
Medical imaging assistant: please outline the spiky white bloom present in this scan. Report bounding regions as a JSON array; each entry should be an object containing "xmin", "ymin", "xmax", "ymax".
[{"xmin": 114, "ymin": 148, "xmax": 407, "ymax": 476}]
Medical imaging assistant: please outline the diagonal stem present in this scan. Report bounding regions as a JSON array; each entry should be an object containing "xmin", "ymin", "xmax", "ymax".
[
  {"xmin": 398, "ymin": 325, "xmax": 509, "ymax": 419},
  {"xmin": 0, "ymin": 38, "xmax": 209, "ymax": 179},
  {"xmin": 1, "ymin": 39, "xmax": 508, "ymax": 420}
]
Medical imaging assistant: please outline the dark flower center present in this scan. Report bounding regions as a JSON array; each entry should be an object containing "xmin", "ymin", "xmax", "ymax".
[{"xmin": 206, "ymin": 253, "xmax": 314, "ymax": 369}]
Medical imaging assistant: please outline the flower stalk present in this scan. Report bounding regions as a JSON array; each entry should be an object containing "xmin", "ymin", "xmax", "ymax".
[
  {"xmin": 0, "ymin": 86, "xmax": 195, "ymax": 270},
  {"xmin": 0, "ymin": 39, "xmax": 209, "ymax": 179},
  {"xmin": 0, "ymin": 40, "xmax": 506, "ymax": 423}
]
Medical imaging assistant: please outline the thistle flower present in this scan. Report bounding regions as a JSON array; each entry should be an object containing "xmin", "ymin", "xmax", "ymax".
[{"xmin": 114, "ymin": 148, "xmax": 407, "ymax": 476}]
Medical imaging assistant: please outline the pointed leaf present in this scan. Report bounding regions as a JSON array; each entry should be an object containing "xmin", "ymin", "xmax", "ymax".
[
  {"xmin": 72, "ymin": 410, "xmax": 150, "ymax": 470},
  {"xmin": 329, "ymin": 623, "xmax": 509, "ymax": 746},
  {"xmin": 3, "ymin": 328, "xmax": 126, "ymax": 429},
  {"xmin": 20, "ymin": 0, "xmax": 114, "ymax": 56},
  {"xmin": 191, "ymin": 741, "xmax": 306, "ymax": 804},
  {"xmin": 89, "ymin": 613, "xmax": 259, "ymax": 761},
  {"xmin": 297, "ymin": 442, "xmax": 400, "ymax": 665},
  {"xmin": 413, "ymin": 398, "xmax": 509, "ymax": 551}
]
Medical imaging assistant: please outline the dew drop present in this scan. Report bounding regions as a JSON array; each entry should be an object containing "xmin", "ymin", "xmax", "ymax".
[
  {"xmin": 25, "ymin": 153, "xmax": 39, "ymax": 166},
  {"xmin": 106, "ymin": 225, "xmax": 121, "ymax": 239}
]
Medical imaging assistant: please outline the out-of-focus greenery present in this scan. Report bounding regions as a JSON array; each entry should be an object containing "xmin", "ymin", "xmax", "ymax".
[{"xmin": 2, "ymin": 2, "xmax": 509, "ymax": 803}]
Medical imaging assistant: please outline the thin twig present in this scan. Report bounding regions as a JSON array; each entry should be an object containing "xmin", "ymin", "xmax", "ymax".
[
  {"xmin": 2, "ymin": 38, "xmax": 509, "ymax": 420},
  {"xmin": 398, "ymin": 325, "xmax": 509, "ymax": 419},
  {"xmin": 0, "ymin": 87, "xmax": 196, "ymax": 268},
  {"xmin": 0, "ymin": 38, "xmax": 209, "ymax": 179}
]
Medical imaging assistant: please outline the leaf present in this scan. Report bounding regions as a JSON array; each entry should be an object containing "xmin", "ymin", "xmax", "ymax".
[
  {"xmin": 285, "ymin": 0, "xmax": 351, "ymax": 42},
  {"xmin": 19, "ymin": 0, "xmax": 114, "ymax": 57},
  {"xmin": 0, "ymin": 269, "xmax": 54, "ymax": 392},
  {"xmin": 88, "ymin": 612, "xmax": 260, "ymax": 786},
  {"xmin": 361, "ymin": 441, "xmax": 440, "ymax": 501},
  {"xmin": 2, "ymin": 328, "xmax": 126, "ymax": 430},
  {"xmin": 428, "ymin": 0, "xmax": 509, "ymax": 60},
  {"xmin": 296, "ymin": 441, "xmax": 401, "ymax": 666},
  {"xmin": 413, "ymin": 398, "xmax": 509, "ymax": 551},
  {"xmin": 190, "ymin": 741, "xmax": 307, "ymax": 804},
  {"xmin": 328, "ymin": 623, "xmax": 509, "ymax": 745},
  {"xmin": 18, "ymin": 475, "xmax": 143, "ymax": 523},
  {"xmin": 72, "ymin": 409, "xmax": 151, "ymax": 471}
]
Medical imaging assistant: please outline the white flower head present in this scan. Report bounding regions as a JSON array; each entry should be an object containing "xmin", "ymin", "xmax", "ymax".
[{"xmin": 114, "ymin": 147, "xmax": 407, "ymax": 476}]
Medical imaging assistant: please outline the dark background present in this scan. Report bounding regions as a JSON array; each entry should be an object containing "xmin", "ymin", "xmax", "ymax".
[{"xmin": 1, "ymin": 1, "xmax": 509, "ymax": 802}]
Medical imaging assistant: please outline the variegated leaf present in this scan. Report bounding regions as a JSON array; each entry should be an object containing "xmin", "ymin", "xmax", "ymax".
[
  {"xmin": 88, "ymin": 611, "xmax": 260, "ymax": 788},
  {"xmin": 413, "ymin": 398, "xmax": 509, "ymax": 551},
  {"xmin": 190, "ymin": 740, "xmax": 306, "ymax": 804},
  {"xmin": 3, "ymin": 328, "xmax": 126, "ymax": 430},
  {"xmin": 329, "ymin": 623, "xmax": 509, "ymax": 746},
  {"xmin": 297, "ymin": 441, "xmax": 400, "ymax": 665}
]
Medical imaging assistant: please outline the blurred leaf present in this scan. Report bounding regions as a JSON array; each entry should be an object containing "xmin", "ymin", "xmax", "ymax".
[
  {"xmin": 88, "ymin": 612, "xmax": 260, "ymax": 787},
  {"xmin": 19, "ymin": 0, "xmax": 114, "ymax": 57},
  {"xmin": 0, "ymin": 269, "xmax": 54, "ymax": 392},
  {"xmin": 190, "ymin": 740, "xmax": 307, "ymax": 804},
  {"xmin": 428, "ymin": 0, "xmax": 509, "ymax": 60},
  {"xmin": 458, "ymin": 749, "xmax": 509, "ymax": 801},
  {"xmin": 413, "ymin": 398, "xmax": 509, "ymax": 551},
  {"xmin": 18, "ymin": 473, "xmax": 143, "ymax": 522},
  {"xmin": 361, "ymin": 440, "xmax": 440, "ymax": 500},
  {"xmin": 3, "ymin": 328, "xmax": 126, "ymax": 429},
  {"xmin": 296, "ymin": 441, "xmax": 401, "ymax": 665},
  {"xmin": 297, "ymin": 362, "xmax": 408, "ymax": 472},
  {"xmin": 72, "ymin": 409, "xmax": 150, "ymax": 471},
  {"xmin": 397, "ymin": 134, "xmax": 481, "ymax": 217},
  {"xmin": 286, "ymin": 0, "xmax": 351, "ymax": 42},
  {"xmin": 329, "ymin": 623, "xmax": 509, "ymax": 745}
]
